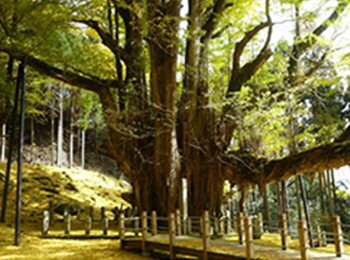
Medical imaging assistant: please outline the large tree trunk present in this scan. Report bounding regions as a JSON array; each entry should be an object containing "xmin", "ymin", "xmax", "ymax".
[{"xmin": 148, "ymin": 0, "xmax": 181, "ymax": 215}]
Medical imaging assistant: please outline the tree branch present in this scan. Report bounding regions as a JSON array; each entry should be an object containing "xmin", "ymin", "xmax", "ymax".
[
  {"xmin": 296, "ymin": 0, "xmax": 350, "ymax": 54},
  {"xmin": 201, "ymin": 0, "xmax": 229, "ymax": 44},
  {"xmin": 224, "ymin": 125, "xmax": 350, "ymax": 186},
  {"xmin": 0, "ymin": 48, "xmax": 119, "ymax": 93},
  {"xmin": 73, "ymin": 18, "xmax": 128, "ymax": 65}
]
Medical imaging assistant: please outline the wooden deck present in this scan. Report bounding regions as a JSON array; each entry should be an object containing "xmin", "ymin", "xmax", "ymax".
[{"xmin": 122, "ymin": 235, "xmax": 350, "ymax": 260}]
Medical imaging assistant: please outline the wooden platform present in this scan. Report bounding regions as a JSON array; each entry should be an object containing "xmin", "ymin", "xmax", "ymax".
[
  {"xmin": 122, "ymin": 235, "xmax": 350, "ymax": 260},
  {"xmin": 122, "ymin": 235, "xmax": 249, "ymax": 260}
]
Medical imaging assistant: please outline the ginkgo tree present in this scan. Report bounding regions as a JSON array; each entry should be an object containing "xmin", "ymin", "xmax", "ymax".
[{"xmin": 1, "ymin": 0, "xmax": 350, "ymax": 216}]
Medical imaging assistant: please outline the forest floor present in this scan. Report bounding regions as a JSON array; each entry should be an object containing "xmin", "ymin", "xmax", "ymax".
[
  {"xmin": 0, "ymin": 162, "xmax": 155, "ymax": 260},
  {"xmin": 1, "ymin": 163, "xmax": 350, "ymax": 260}
]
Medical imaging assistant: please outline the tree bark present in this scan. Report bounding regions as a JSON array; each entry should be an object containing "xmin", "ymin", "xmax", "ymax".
[
  {"xmin": 57, "ymin": 85, "xmax": 63, "ymax": 167},
  {"xmin": 262, "ymin": 184, "xmax": 270, "ymax": 230},
  {"xmin": 69, "ymin": 91, "xmax": 75, "ymax": 168},
  {"xmin": 299, "ymin": 175, "xmax": 314, "ymax": 247},
  {"xmin": 318, "ymin": 172, "xmax": 326, "ymax": 215},
  {"xmin": 1, "ymin": 124, "xmax": 6, "ymax": 162},
  {"xmin": 30, "ymin": 116, "xmax": 35, "ymax": 162},
  {"xmin": 81, "ymin": 130, "xmax": 85, "ymax": 169},
  {"xmin": 326, "ymin": 170, "xmax": 334, "ymax": 217}
]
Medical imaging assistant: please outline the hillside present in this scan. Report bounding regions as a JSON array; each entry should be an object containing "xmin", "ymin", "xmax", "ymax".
[{"xmin": 0, "ymin": 162, "xmax": 131, "ymax": 224}]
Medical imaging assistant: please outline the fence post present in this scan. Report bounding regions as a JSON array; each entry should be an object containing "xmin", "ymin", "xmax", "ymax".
[
  {"xmin": 322, "ymin": 230, "xmax": 327, "ymax": 247},
  {"xmin": 316, "ymin": 225, "xmax": 321, "ymax": 247},
  {"xmin": 65, "ymin": 213, "xmax": 71, "ymax": 235},
  {"xmin": 244, "ymin": 216, "xmax": 254, "ymax": 260},
  {"xmin": 332, "ymin": 215, "xmax": 343, "ymax": 257},
  {"xmin": 42, "ymin": 210, "xmax": 50, "ymax": 235},
  {"xmin": 151, "ymin": 211, "xmax": 157, "ymax": 236},
  {"xmin": 141, "ymin": 211, "xmax": 148, "ymax": 256},
  {"xmin": 119, "ymin": 213, "xmax": 125, "ymax": 249},
  {"xmin": 103, "ymin": 216, "xmax": 109, "ymax": 236},
  {"xmin": 85, "ymin": 216, "xmax": 92, "ymax": 235},
  {"xmin": 48, "ymin": 201, "xmax": 54, "ymax": 226},
  {"xmin": 175, "ymin": 209, "xmax": 182, "ymax": 236},
  {"xmin": 169, "ymin": 212, "xmax": 176, "ymax": 260},
  {"xmin": 237, "ymin": 212, "xmax": 244, "ymax": 245},
  {"xmin": 298, "ymin": 220, "xmax": 309, "ymax": 260},
  {"xmin": 279, "ymin": 213, "xmax": 288, "ymax": 250},
  {"xmin": 202, "ymin": 211, "xmax": 210, "ymax": 260}
]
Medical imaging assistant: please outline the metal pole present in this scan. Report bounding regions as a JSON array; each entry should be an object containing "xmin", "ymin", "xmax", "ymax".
[
  {"xmin": 15, "ymin": 58, "xmax": 26, "ymax": 246},
  {"xmin": 0, "ymin": 64, "xmax": 22, "ymax": 223}
]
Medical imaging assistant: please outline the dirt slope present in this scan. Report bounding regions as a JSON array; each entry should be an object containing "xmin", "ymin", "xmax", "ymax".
[{"xmin": 0, "ymin": 162, "xmax": 131, "ymax": 224}]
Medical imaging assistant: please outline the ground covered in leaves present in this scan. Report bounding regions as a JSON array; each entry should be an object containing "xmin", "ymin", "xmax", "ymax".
[
  {"xmin": 0, "ymin": 162, "xmax": 131, "ymax": 223},
  {"xmin": 0, "ymin": 163, "xmax": 155, "ymax": 260},
  {"xmin": 0, "ymin": 223, "xmax": 155, "ymax": 260}
]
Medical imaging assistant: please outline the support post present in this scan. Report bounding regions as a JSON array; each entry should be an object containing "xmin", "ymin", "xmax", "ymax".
[
  {"xmin": 237, "ymin": 212, "xmax": 244, "ymax": 245},
  {"xmin": 65, "ymin": 213, "xmax": 71, "ymax": 235},
  {"xmin": 42, "ymin": 210, "xmax": 50, "ymax": 235},
  {"xmin": 175, "ymin": 209, "xmax": 182, "ymax": 236},
  {"xmin": 151, "ymin": 211, "xmax": 157, "ymax": 236},
  {"xmin": 298, "ymin": 220, "xmax": 309, "ymax": 260},
  {"xmin": 14, "ymin": 60, "xmax": 26, "ymax": 246},
  {"xmin": 244, "ymin": 216, "xmax": 254, "ymax": 260},
  {"xmin": 169, "ymin": 212, "xmax": 176, "ymax": 260},
  {"xmin": 279, "ymin": 213, "xmax": 288, "ymax": 250},
  {"xmin": 332, "ymin": 215, "xmax": 343, "ymax": 257},
  {"xmin": 85, "ymin": 216, "xmax": 92, "ymax": 235},
  {"xmin": 119, "ymin": 213, "xmax": 125, "ymax": 249},
  {"xmin": 1, "ymin": 62, "xmax": 21, "ymax": 224},
  {"xmin": 202, "ymin": 211, "xmax": 210, "ymax": 260},
  {"xmin": 103, "ymin": 216, "xmax": 109, "ymax": 236},
  {"xmin": 141, "ymin": 211, "xmax": 148, "ymax": 256}
]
